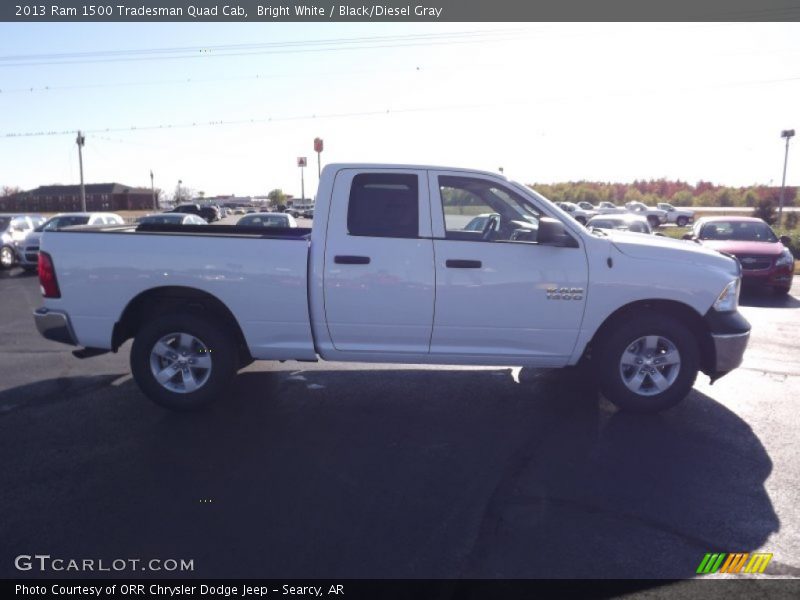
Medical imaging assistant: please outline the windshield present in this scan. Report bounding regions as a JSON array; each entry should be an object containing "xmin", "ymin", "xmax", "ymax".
[
  {"xmin": 42, "ymin": 215, "xmax": 90, "ymax": 231},
  {"xmin": 0, "ymin": 217, "xmax": 10, "ymax": 231},
  {"xmin": 699, "ymin": 220, "xmax": 778, "ymax": 242}
]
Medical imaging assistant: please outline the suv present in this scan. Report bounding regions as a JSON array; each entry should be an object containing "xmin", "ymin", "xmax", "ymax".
[
  {"xmin": 17, "ymin": 212, "xmax": 124, "ymax": 271},
  {"xmin": 0, "ymin": 214, "xmax": 45, "ymax": 268},
  {"xmin": 685, "ymin": 216, "xmax": 794, "ymax": 294}
]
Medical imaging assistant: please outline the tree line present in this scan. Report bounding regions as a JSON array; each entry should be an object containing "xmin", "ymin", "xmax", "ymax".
[{"xmin": 528, "ymin": 180, "xmax": 798, "ymax": 209}]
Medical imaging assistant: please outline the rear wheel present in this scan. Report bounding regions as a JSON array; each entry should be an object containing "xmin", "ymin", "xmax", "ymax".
[
  {"xmin": 676, "ymin": 216, "xmax": 688, "ymax": 227},
  {"xmin": 647, "ymin": 216, "xmax": 660, "ymax": 229},
  {"xmin": 0, "ymin": 245, "xmax": 16, "ymax": 269},
  {"xmin": 596, "ymin": 312, "xmax": 699, "ymax": 413},
  {"xmin": 130, "ymin": 312, "xmax": 238, "ymax": 411}
]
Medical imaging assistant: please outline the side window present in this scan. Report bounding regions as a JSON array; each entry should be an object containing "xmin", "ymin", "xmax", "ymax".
[
  {"xmin": 439, "ymin": 176, "xmax": 541, "ymax": 243},
  {"xmin": 347, "ymin": 173, "xmax": 419, "ymax": 238}
]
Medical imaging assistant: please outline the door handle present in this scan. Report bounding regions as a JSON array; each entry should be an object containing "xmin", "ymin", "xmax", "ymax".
[
  {"xmin": 446, "ymin": 259, "xmax": 482, "ymax": 269},
  {"xmin": 334, "ymin": 255, "xmax": 371, "ymax": 265}
]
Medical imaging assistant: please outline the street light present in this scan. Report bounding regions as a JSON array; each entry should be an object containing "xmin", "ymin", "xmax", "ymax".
[{"xmin": 778, "ymin": 129, "xmax": 795, "ymax": 227}]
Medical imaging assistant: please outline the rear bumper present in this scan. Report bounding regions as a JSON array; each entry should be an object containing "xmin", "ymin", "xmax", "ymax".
[
  {"xmin": 704, "ymin": 309, "xmax": 751, "ymax": 379},
  {"xmin": 33, "ymin": 307, "xmax": 78, "ymax": 346}
]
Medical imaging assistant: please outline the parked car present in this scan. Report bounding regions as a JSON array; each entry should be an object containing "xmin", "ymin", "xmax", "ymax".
[
  {"xmin": 284, "ymin": 208, "xmax": 301, "ymax": 218},
  {"xmin": 34, "ymin": 163, "xmax": 749, "ymax": 415},
  {"xmin": 236, "ymin": 212, "xmax": 298, "ymax": 228},
  {"xmin": 586, "ymin": 213, "xmax": 653, "ymax": 234},
  {"xmin": 556, "ymin": 201, "xmax": 596, "ymax": 225},
  {"xmin": 685, "ymin": 216, "xmax": 794, "ymax": 295},
  {"xmin": 657, "ymin": 202, "xmax": 695, "ymax": 227},
  {"xmin": 624, "ymin": 202, "xmax": 668, "ymax": 228},
  {"xmin": 18, "ymin": 212, "xmax": 124, "ymax": 271},
  {"xmin": 0, "ymin": 214, "xmax": 45, "ymax": 269},
  {"xmin": 595, "ymin": 201, "xmax": 627, "ymax": 215},
  {"xmin": 137, "ymin": 213, "xmax": 208, "ymax": 226},
  {"xmin": 169, "ymin": 203, "xmax": 218, "ymax": 223},
  {"xmin": 301, "ymin": 208, "xmax": 315, "ymax": 219}
]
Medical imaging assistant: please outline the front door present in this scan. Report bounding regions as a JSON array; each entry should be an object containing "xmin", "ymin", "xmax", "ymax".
[{"xmin": 428, "ymin": 172, "xmax": 589, "ymax": 364}]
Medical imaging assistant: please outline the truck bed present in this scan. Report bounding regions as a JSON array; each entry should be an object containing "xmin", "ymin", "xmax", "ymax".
[{"xmin": 39, "ymin": 226, "xmax": 317, "ymax": 360}]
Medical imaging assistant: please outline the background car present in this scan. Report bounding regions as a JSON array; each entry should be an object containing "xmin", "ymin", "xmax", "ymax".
[
  {"xmin": 137, "ymin": 213, "xmax": 208, "ymax": 226},
  {"xmin": 624, "ymin": 201, "xmax": 668, "ymax": 228},
  {"xmin": 0, "ymin": 214, "xmax": 44, "ymax": 269},
  {"xmin": 685, "ymin": 216, "xmax": 794, "ymax": 294},
  {"xmin": 169, "ymin": 203, "xmax": 218, "ymax": 222},
  {"xmin": 18, "ymin": 212, "xmax": 124, "ymax": 271},
  {"xmin": 656, "ymin": 202, "xmax": 694, "ymax": 227},
  {"xmin": 556, "ymin": 201, "xmax": 595, "ymax": 225},
  {"xmin": 236, "ymin": 212, "xmax": 298, "ymax": 228},
  {"xmin": 586, "ymin": 213, "xmax": 653, "ymax": 234}
]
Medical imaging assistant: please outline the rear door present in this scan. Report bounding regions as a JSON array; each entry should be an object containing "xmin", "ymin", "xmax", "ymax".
[{"xmin": 322, "ymin": 169, "xmax": 435, "ymax": 353}]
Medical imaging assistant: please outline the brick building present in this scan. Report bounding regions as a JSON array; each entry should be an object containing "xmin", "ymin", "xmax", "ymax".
[{"xmin": 0, "ymin": 183, "xmax": 157, "ymax": 212}]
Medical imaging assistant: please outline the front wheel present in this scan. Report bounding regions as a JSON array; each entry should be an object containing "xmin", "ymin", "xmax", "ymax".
[
  {"xmin": 130, "ymin": 312, "xmax": 238, "ymax": 411},
  {"xmin": 676, "ymin": 216, "xmax": 688, "ymax": 227},
  {"xmin": 0, "ymin": 245, "xmax": 16, "ymax": 269},
  {"xmin": 596, "ymin": 312, "xmax": 699, "ymax": 413}
]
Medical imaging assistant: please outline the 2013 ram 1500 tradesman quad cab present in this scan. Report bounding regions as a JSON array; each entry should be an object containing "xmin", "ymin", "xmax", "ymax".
[{"xmin": 33, "ymin": 164, "xmax": 750, "ymax": 413}]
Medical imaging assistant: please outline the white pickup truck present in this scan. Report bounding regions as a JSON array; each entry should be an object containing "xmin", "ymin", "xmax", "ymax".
[{"xmin": 34, "ymin": 164, "xmax": 750, "ymax": 414}]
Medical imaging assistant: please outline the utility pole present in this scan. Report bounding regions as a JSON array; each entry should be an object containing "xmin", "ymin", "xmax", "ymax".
[
  {"xmin": 150, "ymin": 170, "xmax": 156, "ymax": 210},
  {"xmin": 76, "ymin": 131, "xmax": 86, "ymax": 211},
  {"xmin": 778, "ymin": 129, "xmax": 795, "ymax": 227}
]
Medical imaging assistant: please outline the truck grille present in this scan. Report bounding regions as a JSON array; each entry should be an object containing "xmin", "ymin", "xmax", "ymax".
[{"xmin": 736, "ymin": 255, "xmax": 773, "ymax": 271}]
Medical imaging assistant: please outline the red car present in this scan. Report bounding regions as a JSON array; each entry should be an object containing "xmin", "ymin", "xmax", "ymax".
[{"xmin": 686, "ymin": 216, "xmax": 794, "ymax": 295}]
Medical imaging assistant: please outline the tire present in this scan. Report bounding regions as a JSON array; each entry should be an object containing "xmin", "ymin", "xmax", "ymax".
[
  {"xmin": 0, "ymin": 245, "xmax": 16, "ymax": 269},
  {"xmin": 647, "ymin": 216, "xmax": 660, "ymax": 229},
  {"xmin": 774, "ymin": 286, "xmax": 791, "ymax": 296},
  {"xmin": 130, "ymin": 312, "xmax": 238, "ymax": 411},
  {"xmin": 595, "ymin": 312, "xmax": 699, "ymax": 414},
  {"xmin": 676, "ymin": 216, "xmax": 688, "ymax": 227},
  {"xmin": 576, "ymin": 217, "xmax": 586, "ymax": 225}
]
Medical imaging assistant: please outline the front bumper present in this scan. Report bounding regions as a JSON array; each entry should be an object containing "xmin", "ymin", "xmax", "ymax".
[
  {"xmin": 704, "ymin": 308, "xmax": 751, "ymax": 379},
  {"xmin": 33, "ymin": 307, "xmax": 78, "ymax": 346}
]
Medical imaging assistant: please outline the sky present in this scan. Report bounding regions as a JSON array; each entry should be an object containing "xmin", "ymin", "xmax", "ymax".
[{"xmin": 0, "ymin": 22, "xmax": 798, "ymax": 199}]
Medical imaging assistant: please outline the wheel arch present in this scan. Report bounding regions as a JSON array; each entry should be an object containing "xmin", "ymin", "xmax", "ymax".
[
  {"xmin": 585, "ymin": 299, "xmax": 715, "ymax": 374},
  {"xmin": 111, "ymin": 286, "xmax": 252, "ymax": 364}
]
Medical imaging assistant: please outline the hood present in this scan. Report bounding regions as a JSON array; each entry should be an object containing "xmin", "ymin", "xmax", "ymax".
[
  {"xmin": 699, "ymin": 239, "xmax": 784, "ymax": 257},
  {"xmin": 606, "ymin": 230, "xmax": 739, "ymax": 274}
]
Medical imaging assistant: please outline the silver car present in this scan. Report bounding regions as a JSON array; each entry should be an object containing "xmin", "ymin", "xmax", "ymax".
[
  {"xmin": 18, "ymin": 212, "xmax": 124, "ymax": 271},
  {"xmin": 0, "ymin": 214, "xmax": 45, "ymax": 269}
]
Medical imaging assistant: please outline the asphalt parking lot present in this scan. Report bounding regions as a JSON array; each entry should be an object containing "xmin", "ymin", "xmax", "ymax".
[{"xmin": 1, "ymin": 250, "xmax": 799, "ymax": 582}]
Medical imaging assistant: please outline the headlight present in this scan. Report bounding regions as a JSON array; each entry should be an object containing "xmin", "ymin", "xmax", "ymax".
[
  {"xmin": 776, "ymin": 248, "xmax": 794, "ymax": 268},
  {"xmin": 713, "ymin": 279, "xmax": 741, "ymax": 313}
]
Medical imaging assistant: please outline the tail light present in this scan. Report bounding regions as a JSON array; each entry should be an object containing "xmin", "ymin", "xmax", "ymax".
[{"xmin": 38, "ymin": 251, "xmax": 61, "ymax": 298}]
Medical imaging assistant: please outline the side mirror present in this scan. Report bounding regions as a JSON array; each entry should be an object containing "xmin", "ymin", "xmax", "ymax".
[
  {"xmin": 538, "ymin": 217, "xmax": 577, "ymax": 247},
  {"xmin": 779, "ymin": 235, "xmax": 791, "ymax": 246},
  {"xmin": 681, "ymin": 233, "xmax": 694, "ymax": 241}
]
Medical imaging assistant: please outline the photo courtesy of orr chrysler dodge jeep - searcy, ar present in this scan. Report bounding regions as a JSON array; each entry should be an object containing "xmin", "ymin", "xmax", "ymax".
[{"xmin": 33, "ymin": 164, "xmax": 750, "ymax": 413}]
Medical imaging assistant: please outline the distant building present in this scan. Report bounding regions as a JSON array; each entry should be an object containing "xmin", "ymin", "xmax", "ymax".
[{"xmin": 0, "ymin": 183, "xmax": 157, "ymax": 212}]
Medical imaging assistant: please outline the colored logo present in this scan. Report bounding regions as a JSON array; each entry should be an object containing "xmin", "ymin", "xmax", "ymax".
[{"xmin": 696, "ymin": 552, "xmax": 772, "ymax": 574}]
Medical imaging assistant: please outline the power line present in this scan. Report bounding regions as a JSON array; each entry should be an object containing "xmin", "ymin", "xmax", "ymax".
[
  {"xmin": 4, "ymin": 72, "xmax": 800, "ymax": 140},
  {"xmin": 0, "ymin": 28, "xmax": 533, "ymax": 67}
]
